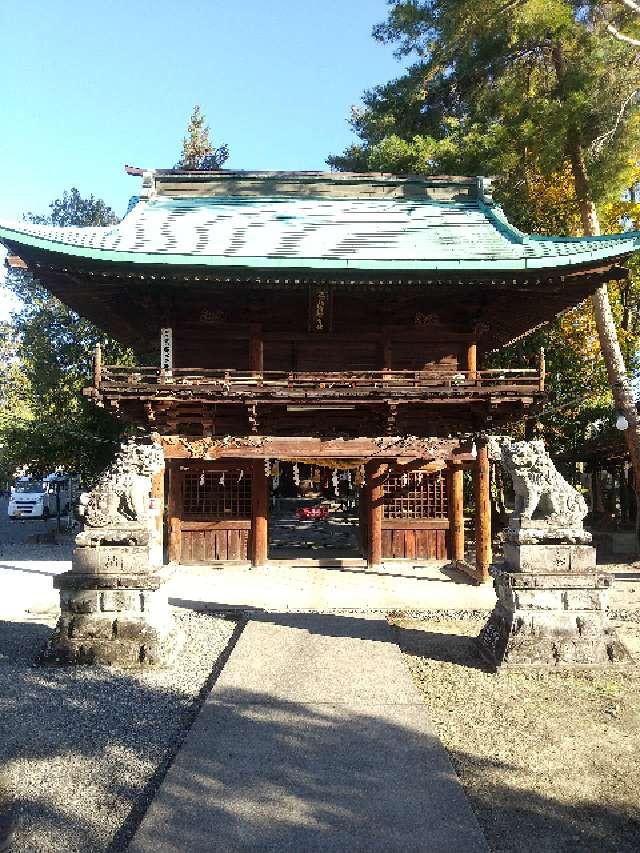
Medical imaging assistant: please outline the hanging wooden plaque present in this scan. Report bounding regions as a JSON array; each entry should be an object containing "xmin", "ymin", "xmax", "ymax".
[
  {"xmin": 308, "ymin": 285, "xmax": 332, "ymax": 333},
  {"xmin": 160, "ymin": 327, "xmax": 173, "ymax": 370}
]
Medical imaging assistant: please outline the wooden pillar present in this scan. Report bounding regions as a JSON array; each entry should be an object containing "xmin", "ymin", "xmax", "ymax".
[
  {"xmin": 466, "ymin": 341, "xmax": 477, "ymax": 381},
  {"xmin": 474, "ymin": 440, "xmax": 491, "ymax": 582},
  {"xmin": 249, "ymin": 324, "xmax": 264, "ymax": 374},
  {"xmin": 252, "ymin": 459, "xmax": 269, "ymax": 567},
  {"xmin": 366, "ymin": 460, "xmax": 385, "ymax": 567},
  {"xmin": 150, "ymin": 462, "xmax": 165, "ymax": 565},
  {"xmin": 359, "ymin": 483, "xmax": 368, "ymax": 557},
  {"xmin": 167, "ymin": 463, "xmax": 182, "ymax": 564},
  {"xmin": 448, "ymin": 463, "xmax": 465, "ymax": 563},
  {"xmin": 592, "ymin": 466, "xmax": 604, "ymax": 515},
  {"xmin": 93, "ymin": 342, "xmax": 102, "ymax": 388}
]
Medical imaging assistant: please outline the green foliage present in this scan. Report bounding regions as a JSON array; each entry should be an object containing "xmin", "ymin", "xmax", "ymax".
[
  {"xmin": 328, "ymin": 0, "xmax": 640, "ymax": 458},
  {"xmin": 1, "ymin": 191, "xmax": 135, "ymax": 481},
  {"xmin": 330, "ymin": 1, "xmax": 640, "ymax": 205},
  {"xmin": 176, "ymin": 104, "xmax": 229, "ymax": 170},
  {"xmin": 26, "ymin": 187, "xmax": 120, "ymax": 228}
]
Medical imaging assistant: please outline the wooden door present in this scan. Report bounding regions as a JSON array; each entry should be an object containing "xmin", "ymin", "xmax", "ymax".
[
  {"xmin": 381, "ymin": 467, "xmax": 450, "ymax": 560},
  {"xmin": 171, "ymin": 465, "xmax": 253, "ymax": 564}
]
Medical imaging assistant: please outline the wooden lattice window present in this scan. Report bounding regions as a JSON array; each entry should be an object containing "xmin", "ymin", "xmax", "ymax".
[
  {"xmin": 183, "ymin": 468, "xmax": 252, "ymax": 519},
  {"xmin": 383, "ymin": 469, "xmax": 448, "ymax": 520}
]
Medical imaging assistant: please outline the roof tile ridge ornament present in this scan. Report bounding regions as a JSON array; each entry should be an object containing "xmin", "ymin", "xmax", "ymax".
[
  {"xmin": 476, "ymin": 192, "xmax": 528, "ymax": 246},
  {"xmin": 141, "ymin": 170, "xmax": 156, "ymax": 201},
  {"xmin": 476, "ymin": 176, "xmax": 494, "ymax": 204}
]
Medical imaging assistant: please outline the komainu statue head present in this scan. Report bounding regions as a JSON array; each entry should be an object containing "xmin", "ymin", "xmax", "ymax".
[
  {"xmin": 81, "ymin": 440, "xmax": 164, "ymax": 528},
  {"xmin": 488, "ymin": 436, "xmax": 587, "ymax": 530}
]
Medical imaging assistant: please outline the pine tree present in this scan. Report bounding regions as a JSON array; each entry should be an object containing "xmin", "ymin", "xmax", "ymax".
[
  {"xmin": 328, "ymin": 1, "xmax": 640, "ymax": 513},
  {"xmin": 176, "ymin": 105, "xmax": 229, "ymax": 170}
]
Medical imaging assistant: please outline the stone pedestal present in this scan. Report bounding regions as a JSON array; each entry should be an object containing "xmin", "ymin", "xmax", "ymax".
[
  {"xmin": 478, "ymin": 438, "xmax": 631, "ymax": 669},
  {"xmin": 478, "ymin": 523, "xmax": 628, "ymax": 669},
  {"xmin": 477, "ymin": 569, "xmax": 627, "ymax": 667},
  {"xmin": 49, "ymin": 567, "xmax": 176, "ymax": 666},
  {"xmin": 44, "ymin": 438, "xmax": 179, "ymax": 668}
]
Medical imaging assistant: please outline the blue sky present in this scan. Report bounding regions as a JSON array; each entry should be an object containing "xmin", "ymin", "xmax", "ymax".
[
  {"xmin": 0, "ymin": 1, "xmax": 406, "ymax": 319},
  {"xmin": 0, "ymin": 0, "xmax": 404, "ymax": 223}
]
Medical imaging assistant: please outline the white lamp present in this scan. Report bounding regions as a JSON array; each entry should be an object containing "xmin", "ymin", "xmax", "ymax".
[{"xmin": 615, "ymin": 411, "xmax": 629, "ymax": 431}]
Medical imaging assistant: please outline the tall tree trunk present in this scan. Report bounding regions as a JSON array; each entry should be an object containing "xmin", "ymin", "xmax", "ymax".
[
  {"xmin": 567, "ymin": 139, "xmax": 640, "ymax": 519},
  {"xmin": 553, "ymin": 43, "xmax": 640, "ymax": 533}
]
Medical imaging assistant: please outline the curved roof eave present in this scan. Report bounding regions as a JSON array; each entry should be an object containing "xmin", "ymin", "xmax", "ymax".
[{"xmin": 0, "ymin": 223, "xmax": 637, "ymax": 274}]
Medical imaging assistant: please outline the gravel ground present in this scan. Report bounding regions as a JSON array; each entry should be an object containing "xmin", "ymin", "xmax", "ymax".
[
  {"xmin": 392, "ymin": 614, "xmax": 640, "ymax": 853},
  {"xmin": 0, "ymin": 609, "xmax": 240, "ymax": 853}
]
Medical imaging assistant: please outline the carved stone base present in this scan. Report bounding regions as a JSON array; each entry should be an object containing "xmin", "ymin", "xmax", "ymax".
[
  {"xmin": 478, "ymin": 570, "xmax": 628, "ymax": 669},
  {"xmin": 44, "ymin": 569, "xmax": 179, "ymax": 667},
  {"xmin": 503, "ymin": 542, "xmax": 596, "ymax": 573}
]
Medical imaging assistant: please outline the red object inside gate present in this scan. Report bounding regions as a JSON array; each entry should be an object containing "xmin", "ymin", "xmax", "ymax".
[{"xmin": 296, "ymin": 506, "xmax": 329, "ymax": 520}]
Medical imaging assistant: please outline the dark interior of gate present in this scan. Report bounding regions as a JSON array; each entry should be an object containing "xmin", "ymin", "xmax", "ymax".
[
  {"xmin": 168, "ymin": 458, "xmax": 451, "ymax": 565},
  {"xmin": 268, "ymin": 462, "xmax": 361, "ymax": 561}
]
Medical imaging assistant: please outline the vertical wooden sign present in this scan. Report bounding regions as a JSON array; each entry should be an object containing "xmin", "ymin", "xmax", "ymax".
[
  {"xmin": 308, "ymin": 285, "xmax": 332, "ymax": 333},
  {"xmin": 160, "ymin": 328, "xmax": 173, "ymax": 370}
]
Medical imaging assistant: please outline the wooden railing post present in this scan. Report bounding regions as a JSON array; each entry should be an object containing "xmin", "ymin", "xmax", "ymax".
[
  {"xmin": 93, "ymin": 343, "xmax": 102, "ymax": 388},
  {"xmin": 539, "ymin": 347, "xmax": 546, "ymax": 392},
  {"xmin": 383, "ymin": 336, "xmax": 392, "ymax": 378},
  {"xmin": 249, "ymin": 324, "xmax": 264, "ymax": 378},
  {"xmin": 467, "ymin": 341, "xmax": 477, "ymax": 382}
]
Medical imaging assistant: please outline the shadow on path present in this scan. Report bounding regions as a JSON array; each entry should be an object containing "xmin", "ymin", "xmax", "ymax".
[
  {"xmin": 169, "ymin": 600, "xmax": 490, "ymax": 672},
  {"xmin": 1, "ymin": 617, "xmax": 638, "ymax": 853},
  {"xmin": 0, "ymin": 563, "xmax": 60, "ymax": 578}
]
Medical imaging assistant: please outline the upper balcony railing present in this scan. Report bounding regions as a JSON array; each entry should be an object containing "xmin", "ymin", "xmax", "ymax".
[{"xmin": 90, "ymin": 361, "xmax": 545, "ymax": 402}]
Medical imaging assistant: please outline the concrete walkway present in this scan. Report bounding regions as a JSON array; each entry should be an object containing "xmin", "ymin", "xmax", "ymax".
[
  {"xmin": 166, "ymin": 559, "xmax": 498, "ymax": 614},
  {"xmin": 130, "ymin": 613, "xmax": 490, "ymax": 852}
]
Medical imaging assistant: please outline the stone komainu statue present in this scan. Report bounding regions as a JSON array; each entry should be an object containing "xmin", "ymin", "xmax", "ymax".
[
  {"xmin": 488, "ymin": 437, "xmax": 588, "ymax": 528},
  {"xmin": 80, "ymin": 440, "xmax": 164, "ymax": 528}
]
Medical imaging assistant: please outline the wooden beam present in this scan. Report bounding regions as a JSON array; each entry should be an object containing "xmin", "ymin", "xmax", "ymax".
[
  {"xmin": 160, "ymin": 436, "xmax": 465, "ymax": 461},
  {"xmin": 5, "ymin": 255, "xmax": 28, "ymax": 270},
  {"xmin": 448, "ymin": 462, "xmax": 465, "ymax": 562},
  {"xmin": 366, "ymin": 461, "xmax": 386, "ymax": 567},
  {"xmin": 251, "ymin": 459, "xmax": 269, "ymax": 567},
  {"xmin": 474, "ymin": 440, "xmax": 492, "ymax": 582},
  {"xmin": 167, "ymin": 464, "xmax": 182, "ymax": 564}
]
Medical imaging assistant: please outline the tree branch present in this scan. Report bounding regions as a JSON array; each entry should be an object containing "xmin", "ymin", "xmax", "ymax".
[
  {"xmin": 621, "ymin": 0, "xmax": 640, "ymax": 14},
  {"xmin": 606, "ymin": 22, "xmax": 640, "ymax": 47},
  {"xmin": 591, "ymin": 88, "xmax": 640, "ymax": 155}
]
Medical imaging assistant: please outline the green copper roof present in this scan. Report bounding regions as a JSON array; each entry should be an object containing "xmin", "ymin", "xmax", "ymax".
[{"xmin": 1, "ymin": 176, "xmax": 639, "ymax": 272}]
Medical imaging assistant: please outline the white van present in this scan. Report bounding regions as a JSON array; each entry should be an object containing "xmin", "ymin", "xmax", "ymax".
[{"xmin": 8, "ymin": 474, "xmax": 79, "ymax": 520}]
